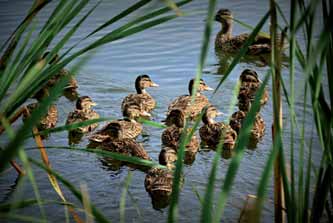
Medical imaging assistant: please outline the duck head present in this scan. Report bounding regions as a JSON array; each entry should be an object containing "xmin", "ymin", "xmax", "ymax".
[
  {"xmin": 164, "ymin": 108, "xmax": 185, "ymax": 128},
  {"xmin": 135, "ymin": 74, "xmax": 159, "ymax": 94},
  {"xmin": 105, "ymin": 122, "xmax": 123, "ymax": 139},
  {"xmin": 76, "ymin": 96, "xmax": 97, "ymax": 110},
  {"xmin": 229, "ymin": 111, "xmax": 246, "ymax": 133},
  {"xmin": 202, "ymin": 105, "xmax": 222, "ymax": 125},
  {"xmin": 239, "ymin": 69, "xmax": 260, "ymax": 83},
  {"xmin": 215, "ymin": 9, "xmax": 233, "ymax": 35},
  {"xmin": 188, "ymin": 78, "xmax": 213, "ymax": 96}
]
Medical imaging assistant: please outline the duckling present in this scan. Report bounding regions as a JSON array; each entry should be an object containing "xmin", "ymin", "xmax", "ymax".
[
  {"xmin": 162, "ymin": 109, "xmax": 199, "ymax": 152},
  {"xmin": 88, "ymin": 104, "xmax": 146, "ymax": 146},
  {"xmin": 215, "ymin": 9, "xmax": 284, "ymax": 55},
  {"xmin": 167, "ymin": 78, "xmax": 213, "ymax": 120},
  {"xmin": 159, "ymin": 146, "xmax": 197, "ymax": 168},
  {"xmin": 145, "ymin": 167, "xmax": 183, "ymax": 209},
  {"xmin": 66, "ymin": 96, "xmax": 99, "ymax": 134},
  {"xmin": 199, "ymin": 105, "xmax": 237, "ymax": 150},
  {"xmin": 229, "ymin": 110, "xmax": 265, "ymax": 142},
  {"xmin": 121, "ymin": 75, "xmax": 158, "ymax": 116},
  {"xmin": 33, "ymin": 52, "xmax": 78, "ymax": 100},
  {"xmin": 22, "ymin": 103, "xmax": 58, "ymax": 133},
  {"xmin": 238, "ymin": 69, "xmax": 269, "ymax": 111},
  {"xmin": 98, "ymin": 123, "xmax": 150, "ymax": 161}
]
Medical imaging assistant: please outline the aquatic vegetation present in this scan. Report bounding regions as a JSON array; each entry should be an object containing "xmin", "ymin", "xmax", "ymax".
[{"xmin": 0, "ymin": 0, "xmax": 332, "ymax": 222}]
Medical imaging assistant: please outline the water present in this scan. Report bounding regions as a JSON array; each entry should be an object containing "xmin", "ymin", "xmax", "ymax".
[{"xmin": 0, "ymin": 0, "xmax": 323, "ymax": 222}]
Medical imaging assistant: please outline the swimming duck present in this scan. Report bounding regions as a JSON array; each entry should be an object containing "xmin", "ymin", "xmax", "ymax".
[
  {"xmin": 145, "ymin": 167, "xmax": 183, "ymax": 209},
  {"xmin": 121, "ymin": 75, "xmax": 158, "ymax": 116},
  {"xmin": 162, "ymin": 109, "xmax": 199, "ymax": 152},
  {"xmin": 88, "ymin": 104, "xmax": 146, "ymax": 146},
  {"xmin": 238, "ymin": 69, "xmax": 269, "ymax": 111},
  {"xmin": 33, "ymin": 52, "xmax": 78, "ymax": 100},
  {"xmin": 167, "ymin": 78, "xmax": 213, "ymax": 120},
  {"xmin": 22, "ymin": 103, "xmax": 58, "ymax": 133},
  {"xmin": 229, "ymin": 110, "xmax": 265, "ymax": 142},
  {"xmin": 199, "ymin": 105, "xmax": 237, "ymax": 150},
  {"xmin": 215, "ymin": 9, "xmax": 283, "ymax": 55},
  {"xmin": 97, "ymin": 123, "xmax": 150, "ymax": 161},
  {"xmin": 66, "ymin": 96, "xmax": 99, "ymax": 134}
]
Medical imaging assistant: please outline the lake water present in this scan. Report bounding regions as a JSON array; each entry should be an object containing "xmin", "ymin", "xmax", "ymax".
[{"xmin": 0, "ymin": 0, "xmax": 323, "ymax": 222}]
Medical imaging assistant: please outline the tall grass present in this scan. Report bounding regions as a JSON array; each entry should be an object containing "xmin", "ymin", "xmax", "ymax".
[{"xmin": 0, "ymin": 0, "xmax": 332, "ymax": 222}]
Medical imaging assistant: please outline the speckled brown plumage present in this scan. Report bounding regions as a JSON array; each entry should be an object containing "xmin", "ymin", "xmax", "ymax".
[
  {"xmin": 66, "ymin": 96, "xmax": 99, "ymax": 134},
  {"xmin": 145, "ymin": 167, "xmax": 183, "ymax": 209},
  {"xmin": 238, "ymin": 69, "xmax": 269, "ymax": 111},
  {"xmin": 229, "ymin": 110, "xmax": 265, "ymax": 141},
  {"xmin": 23, "ymin": 103, "xmax": 58, "ymax": 131},
  {"xmin": 99, "ymin": 138, "xmax": 150, "ymax": 160},
  {"xmin": 121, "ymin": 75, "xmax": 158, "ymax": 115},
  {"xmin": 88, "ymin": 120, "xmax": 142, "ymax": 144},
  {"xmin": 167, "ymin": 79, "xmax": 212, "ymax": 120},
  {"xmin": 215, "ymin": 9, "xmax": 285, "ymax": 55},
  {"xmin": 199, "ymin": 106, "xmax": 237, "ymax": 150}
]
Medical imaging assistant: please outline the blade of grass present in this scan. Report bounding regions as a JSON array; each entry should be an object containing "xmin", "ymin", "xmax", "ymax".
[
  {"xmin": 0, "ymin": 116, "xmax": 47, "ymax": 222},
  {"xmin": 120, "ymin": 172, "xmax": 132, "ymax": 223},
  {"xmin": 201, "ymin": 80, "xmax": 240, "ymax": 223},
  {"xmin": 29, "ymin": 158, "xmax": 111, "ymax": 223}
]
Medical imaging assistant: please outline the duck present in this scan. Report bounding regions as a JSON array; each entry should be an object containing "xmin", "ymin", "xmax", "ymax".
[
  {"xmin": 97, "ymin": 122, "xmax": 150, "ymax": 161},
  {"xmin": 66, "ymin": 96, "xmax": 99, "ymax": 134},
  {"xmin": 121, "ymin": 75, "xmax": 158, "ymax": 116},
  {"xmin": 215, "ymin": 9, "xmax": 284, "ymax": 55},
  {"xmin": 22, "ymin": 103, "xmax": 58, "ymax": 134},
  {"xmin": 33, "ymin": 52, "xmax": 78, "ymax": 100},
  {"xmin": 162, "ymin": 109, "xmax": 199, "ymax": 151},
  {"xmin": 229, "ymin": 110, "xmax": 265, "ymax": 142},
  {"xmin": 238, "ymin": 69, "xmax": 269, "ymax": 111},
  {"xmin": 167, "ymin": 78, "xmax": 213, "ymax": 120},
  {"xmin": 144, "ymin": 167, "xmax": 183, "ymax": 209},
  {"xmin": 199, "ymin": 105, "xmax": 237, "ymax": 150},
  {"xmin": 88, "ymin": 104, "xmax": 147, "ymax": 147}
]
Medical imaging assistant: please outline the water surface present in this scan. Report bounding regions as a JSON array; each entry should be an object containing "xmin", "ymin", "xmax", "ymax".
[{"xmin": 0, "ymin": 0, "xmax": 322, "ymax": 222}]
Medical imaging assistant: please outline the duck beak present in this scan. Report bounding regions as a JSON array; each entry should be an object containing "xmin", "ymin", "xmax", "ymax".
[
  {"xmin": 204, "ymin": 85, "xmax": 214, "ymax": 91},
  {"xmin": 141, "ymin": 111, "xmax": 151, "ymax": 117},
  {"xmin": 150, "ymin": 82, "xmax": 159, "ymax": 87},
  {"xmin": 224, "ymin": 138, "xmax": 235, "ymax": 145},
  {"xmin": 90, "ymin": 102, "xmax": 97, "ymax": 106},
  {"xmin": 216, "ymin": 111, "xmax": 224, "ymax": 116}
]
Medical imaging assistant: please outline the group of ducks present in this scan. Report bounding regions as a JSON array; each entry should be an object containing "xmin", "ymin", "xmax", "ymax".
[{"xmin": 22, "ymin": 8, "xmax": 277, "ymax": 209}]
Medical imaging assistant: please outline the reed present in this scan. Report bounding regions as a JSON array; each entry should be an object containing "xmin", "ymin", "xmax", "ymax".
[{"xmin": 0, "ymin": 0, "xmax": 332, "ymax": 222}]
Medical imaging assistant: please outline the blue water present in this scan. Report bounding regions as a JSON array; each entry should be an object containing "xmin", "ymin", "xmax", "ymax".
[{"xmin": 0, "ymin": 0, "xmax": 323, "ymax": 222}]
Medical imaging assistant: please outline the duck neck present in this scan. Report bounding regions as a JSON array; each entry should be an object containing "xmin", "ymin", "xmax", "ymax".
[
  {"xmin": 220, "ymin": 20, "xmax": 233, "ymax": 39},
  {"xmin": 202, "ymin": 115, "xmax": 215, "ymax": 125}
]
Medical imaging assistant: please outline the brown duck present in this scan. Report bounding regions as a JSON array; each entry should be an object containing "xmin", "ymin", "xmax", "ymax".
[
  {"xmin": 97, "ymin": 122, "xmax": 150, "ymax": 161},
  {"xmin": 66, "ymin": 96, "xmax": 99, "ymax": 134},
  {"xmin": 215, "ymin": 9, "xmax": 284, "ymax": 55},
  {"xmin": 121, "ymin": 74, "xmax": 158, "ymax": 116},
  {"xmin": 238, "ymin": 69, "xmax": 269, "ymax": 111},
  {"xmin": 88, "ymin": 104, "xmax": 146, "ymax": 146},
  {"xmin": 23, "ymin": 103, "xmax": 58, "ymax": 132},
  {"xmin": 229, "ymin": 110, "xmax": 265, "ymax": 142},
  {"xmin": 199, "ymin": 105, "xmax": 237, "ymax": 150},
  {"xmin": 167, "ymin": 78, "xmax": 213, "ymax": 120},
  {"xmin": 145, "ymin": 167, "xmax": 183, "ymax": 209}
]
